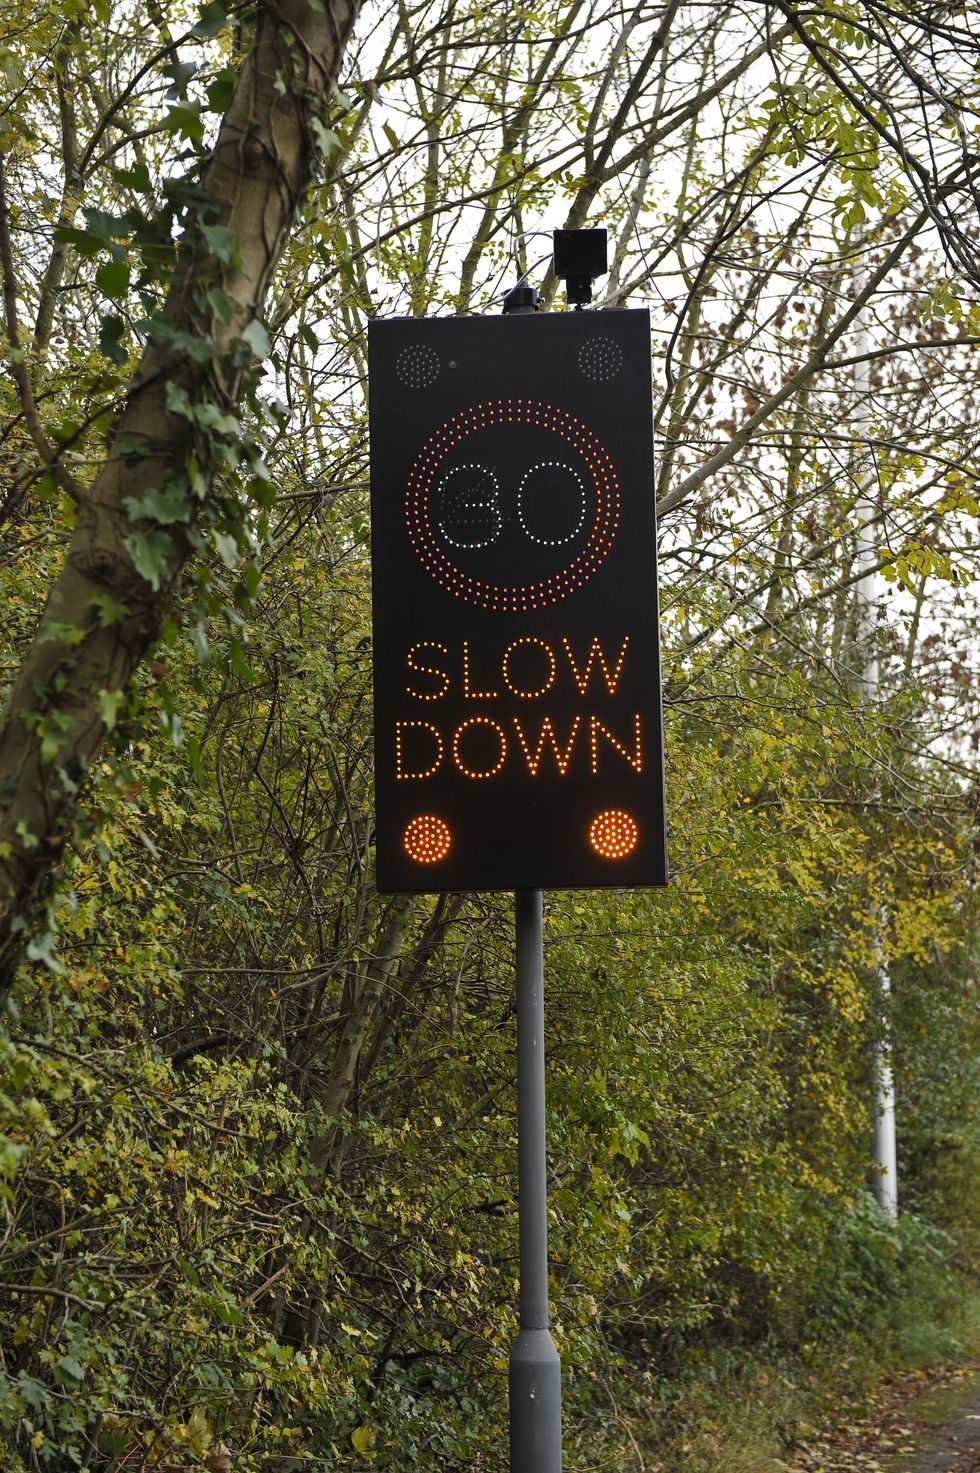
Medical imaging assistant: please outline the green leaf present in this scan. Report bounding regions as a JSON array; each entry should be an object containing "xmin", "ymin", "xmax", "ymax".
[
  {"xmin": 164, "ymin": 102, "xmax": 205, "ymax": 144},
  {"xmin": 14, "ymin": 820, "xmax": 39, "ymax": 850},
  {"xmin": 201, "ymin": 222, "xmax": 235, "ymax": 262},
  {"xmin": 312, "ymin": 118, "xmax": 342, "ymax": 156},
  {"xmin": 211, "ymin": 1295, "xmax": 244, "ymax": 1325},
  {"xmin": 124, "ymin": 529, "xmax": 176, "ymax": 590},
  {"xmin": 229, "ymin": 636, "xmax": 254, "ymax": 679},
  {"xmin": 83, "ymin": 206, "xmax": 128, "ymax": 241},
  {"xmin": 17, "ymin": 1375, "xmax": 51, "ymax": 1410},
  {"xmin": 54, "ymin": 1354, "xmax": 84, "ymax": 1385},
  {"xmin": 124, "ymin": 482, "xmax": 192, "ymax": 525},
  {"xmin": 26, "ymin": 930, "xmax": 65, "ymax": 976},
  {"xmin": 193, "ymin": 1, "xmax": 230, "ymax": 36},
  {"xmin": 53, "ymin": 226, "xmax": 102, "ymax": 258},
  {"xmin": 96, "ymin": 259, "xmax": 131, "ymax": 299},
  {"xmin": 240, "ymin": 318, "xmax": 271, "ymax": 358},
  {"xmin": 191, "ymin": 401, "xmax": 240, "ymax": 435},
  {"xmin": 97, "ymin": 689, "xmax": 126, "ymax": 731},
  {"xmin": 90, "ymin": 590, "xmax": 129, "ymax": 627},
  {"xmin": 99, "ymin": 314, "xmax": 128, "ymax": 364},
  {"xmin": 39, "ymin": 712, "xmax": 76, "ymax": 763},
  {"xmin": 164, "ymin": 60, "xmax": 198, "ymax": 99},
  {"xmin": 34, "ymin": 473, "xmax": 60, "ymax": 501},
  {"xmin": 177, "ymin": 1254, "xmax": 201, "ymax": 1286},
  {"xmin": 213, "ymin": 530, "xmax": 240, "ymax": 567},
  {"xmin": 207, "ymin": 66, "xmax": 236, "ymax": 113},
  {"xmin": 206, "ymin": 286, "xmax": 233, "ymax": 325},
  {"xmin": 112, "ymin": 161, "xmax": 152, "ymax": 193},
  {"xmin": 39, "ymin": 620, "xmax": 86, "ymax": 646}
]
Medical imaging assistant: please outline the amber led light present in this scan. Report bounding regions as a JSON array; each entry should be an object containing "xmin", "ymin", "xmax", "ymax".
[
  {"xmin": 404, "ymin": 814, "xmax": 452, "ymax": 864},
  {"xmin": 395, "ymin": 720, "xmax": 444, "ymax": 780},
  {"xmin": 564, "ymin": 635, "xmax": 629, "ymax": 696},
  {"xmin": 589, "ymin": 714, "xmax": 643, "ymax": 774},
  {"xmin": 502, "ymin": 637, "xmax": 557, "ymax": 698},
  {"xmin": 405, "ymin": 643, "xmax": 451, "ymax": 701},
  {"xmin": 513, "ymin": 715, "xmax": 581, "ymax": 776},
  {"xmin": 453, "ymin": 717, "xmax": 507, "ymax": 779},
  {"xmin": 589, "ymin": 809, "xmax": 639, "ymax": 859}
]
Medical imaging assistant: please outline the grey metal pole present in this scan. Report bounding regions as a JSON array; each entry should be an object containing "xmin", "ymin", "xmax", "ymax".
[
  {"xmin": 852, "ymin": 281, "xmax": 898, "ymax": 1217},
  {"xmin": 510, "ymin": 888, "xmax": 562, "ymax": 1472}
]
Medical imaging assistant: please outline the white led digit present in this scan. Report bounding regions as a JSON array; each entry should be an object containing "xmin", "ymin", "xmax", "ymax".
[
  {"xmin": 434, "ymin": 464, "xmax": 502, "ymax": 548},
  {"xmin": 517, "ymin": 462, "xmax": 587, "ymax": 546}
]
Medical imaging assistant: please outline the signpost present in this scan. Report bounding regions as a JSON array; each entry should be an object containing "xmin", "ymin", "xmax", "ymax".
[{"xmin": 369, "ymin": 277, "xmax": 666, "ymax": 1471}]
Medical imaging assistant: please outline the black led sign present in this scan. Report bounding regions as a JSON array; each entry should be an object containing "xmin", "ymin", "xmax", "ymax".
[{"xmin": 369, "ymin": 309, "xmax": 667, "ymax": 893}]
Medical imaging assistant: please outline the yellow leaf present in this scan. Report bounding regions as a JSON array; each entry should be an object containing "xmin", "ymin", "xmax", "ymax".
[{"xmin": 351, "ymin": 1425, "xmax": 376, "ymax": 1454}]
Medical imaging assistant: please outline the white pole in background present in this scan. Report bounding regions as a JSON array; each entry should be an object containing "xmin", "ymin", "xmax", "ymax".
[{"xmin": 852, "ymin": 284, "xmax": 898, "ymax": 1217}]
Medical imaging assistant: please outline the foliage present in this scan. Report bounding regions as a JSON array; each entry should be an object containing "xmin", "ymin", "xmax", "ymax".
[{"xmin": 0, "ymin": 1, "xmax": 978, "ymax": 1470}]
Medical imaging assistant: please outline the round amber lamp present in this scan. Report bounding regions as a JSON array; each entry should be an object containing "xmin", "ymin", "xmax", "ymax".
[
  {"xmin": 588, "ymin": 808, "xmax": 638, "ymax": 860},
  {"xmin": 404, "ymin": 814, "xmax": 452, "ymax": 864}
]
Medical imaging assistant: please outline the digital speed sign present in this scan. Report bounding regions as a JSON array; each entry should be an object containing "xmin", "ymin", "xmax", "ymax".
[{"xmin": 369, "ymin": 309, "xmax": 667, "ymax": 893}]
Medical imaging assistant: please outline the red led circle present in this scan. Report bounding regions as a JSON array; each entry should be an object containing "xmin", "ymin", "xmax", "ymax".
[
  {"xmin": 405, "ymin": 399, "xmax": 621, "ymax": 611},
  {"xmin": 404, "ymin": 814, "xmax": 452, "ymax": 864},
  {"xmin": 589, "ymin": 809, "xmax": 638, "ymax": 860}
]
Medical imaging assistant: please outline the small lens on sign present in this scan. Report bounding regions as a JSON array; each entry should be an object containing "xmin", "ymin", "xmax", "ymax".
[
  {"xmin": 404, "ymin": 814, "xmax": 452, "ymax": 864},
  {"xmin": 589, "ymin": 809, "xmax": 638, "ymax": 859}
]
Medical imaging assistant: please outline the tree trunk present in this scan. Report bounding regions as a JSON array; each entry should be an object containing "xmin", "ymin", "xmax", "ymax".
[{"xmin": 0, "ymin": 0, "xmax": 360, "ymax": 986}]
